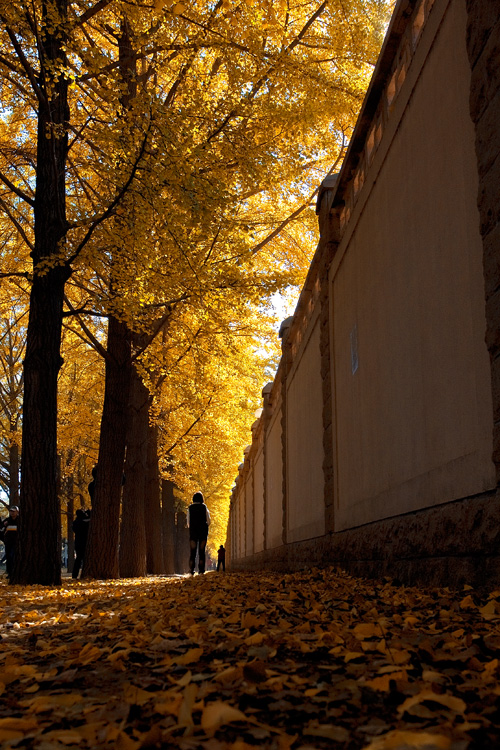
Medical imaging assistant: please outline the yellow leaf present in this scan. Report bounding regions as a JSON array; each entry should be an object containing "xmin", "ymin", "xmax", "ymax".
[
  {"xmin": 389, "ymin": 648, "xmax": 411, "ymax": 665},
  {"xmin": 459, "ymin": 595, "xmax": 475, "ymax": 610},
  {"xmin": 154, "ymin": 694, "xmax": 183, "ymax": 715},
  {"xmin": 123, "ymin": 683, "xmax": 153, "ymax": 706},
  {"xmin": 172, "ymin": 2, "xmax": 186, "ymax": 14},
  {"xmin": 108, "ymin": 649, "xmax": 130, "ymax": 662},
  {"xmin": 364, "ymin": 671, "xmax": 407, "ymax": 691},
  {"xmin": 344, "ymin": 651, "xmax": 364, "ymax": 662},
  {"xmin": 398, "ymin": 689, "xmax": 466, "ymax": 715},
  {"xmin": 0, "ymin": 718, "xmax": 38, "ymax": 731},
  {"xmin": 241, "ymin": 612, "xmax": 265, "ymax": 628},
  {"xmin": 215, "ymin": 666, "xmax": 242, "ymax": 684},
  {"xmin": 0, "ymin": 730, "xmax": 23, "ymax": 741},
  {"xmin": 245, "ymin": 632, "xmax": 264, "ymax": 645},
  {"xmin": 353, "ymin": 623, "xmax": 382, "ymax": 640},
  {"xmin": 41, "ymin": 730, "xmax": 84, "ymax": 745},
  {"xmin": 403, "ymin": 615, "xmax": 419, "ymax": 628},
  {"xmin": 178, "ymin": 683, "xmax": 197, "ymax": 728},
  {"xmin": 177, "ymin": 670, "xmax": 192, "ymax": 686},
  {"xmin": 115, "ymin": 729, "xmax": 141, "ymax": 749},
  {"xmin": 480, "ymin": 600, "xmax": 497, "ymax": 616},
  {"xmin": 176, "ymin": 647, "xmax": 203, "ymax": 664},
  {"xmin": 201, "ymin": 701, "xmax": 247, "ymax": 734},
  {"xmin": 363, "ymin": 730, "xmax": 451, "ymax": 749},
  {"xmin": 77, "ymin": 644, "xmax": 103, "ymax": 665},
  {"xmin": 305, "ymin": 724, "xmax": 349, "ymax": 742},
  {"xmin": 24, "ymin": 684, "xmax": 40, "ymax": 693}
]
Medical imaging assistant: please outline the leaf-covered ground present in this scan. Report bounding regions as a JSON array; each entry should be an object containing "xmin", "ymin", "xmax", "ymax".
[{"xmin": 1, "ymin": 569, "xmax": 500, "ymax": 750}]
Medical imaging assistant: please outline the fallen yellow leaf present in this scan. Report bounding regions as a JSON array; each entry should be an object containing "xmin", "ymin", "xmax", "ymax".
[
  {"xmin": 354, "ymin": 623, "xmax": 382, "ymax": 639},
  {"xmin": 0, "ymin": 718, "xmax": 38, "ymax": 731},
  {"xmin": 175, "ymin": 647, "xmax": 203, "ymax": 665},
  {"xmin": 344, "ymin": 651, "xmax": 364, "ymax": 662},
  {"xmin": 398, "ymin": 689, "xmax": 466, "ymax": 715},
  {"xmin": 123, "ymin": 683, "xmax": 153, "ymax": 706},
  {"xmin": 201, "ymin": 701, "xmax": 247, "ymax": 734},
  {"xmin": 364, "ymin": 671, "xmax": 407, "ymax": 691},
  {"xmin": 362, "ymin": 729, "xmax": 451, "ymax": 749}
]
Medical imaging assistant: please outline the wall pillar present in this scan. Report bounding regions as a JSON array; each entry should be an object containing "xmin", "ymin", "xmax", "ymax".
[
  {"xmin": 279, "ymin": 317, "xmax": 294, "ymax": 545},
  {"xmin": 466, "ymin": 0, "xmax": 500, "ymax": 484},
  {"xmin": 315, "ymin": 175, "xmax": 341, "ymax": 531}
]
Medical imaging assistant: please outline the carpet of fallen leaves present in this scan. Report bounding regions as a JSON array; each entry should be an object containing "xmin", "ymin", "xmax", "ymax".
[{"xmin": 1, "ymin": 569, "xmax": 500, "ymax": 750}]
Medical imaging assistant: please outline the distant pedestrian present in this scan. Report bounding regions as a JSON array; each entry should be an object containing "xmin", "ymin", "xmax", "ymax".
[
  {"xmin": 1, "ymin": 506, "xmax": 19, "ymax": 581},
  {"xmin": 72, "ymin": 509, "xmax": 90, "ymax": 579},
  {"xmin": 187, "ymin": 492, "xmax": 211, "ymax": 575},
  {"xmin": 217, "ymin": 545, "xmax": 226, "ymax": 572}
]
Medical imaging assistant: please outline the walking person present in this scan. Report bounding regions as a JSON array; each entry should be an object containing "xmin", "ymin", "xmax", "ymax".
[
  {"xmin": 187, "ymin": 492, "xmax": 210, "ymax": 575},
  {"xmin": 2, "ymin": 505, "xmax": 19, "ymax": 582},
  {"xmin": 72, "ymin": 509, "xmax": 90, "ymax": 579},
  {"xmin": 217, "ymin": 544, "xmax": 226, "ymax": 572}
]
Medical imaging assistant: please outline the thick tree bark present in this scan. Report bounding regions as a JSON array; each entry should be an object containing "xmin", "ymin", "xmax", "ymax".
[
  {"xmin": 119, "ymin": 365, "xmax": 148, "ymax": 577},
  {"xmin": 161, "ymin": 478, "xmax": 176, "ymax": 574},
  {"xmin": 66, "ymin": 483, "xmax": 74, "ymax": 574},
  {"xmin": 14, "ymin": 0, "xmax": 69, "ymax": 585},
  {"xmin": 83, "ymin": 316, "xmax": 131, "ymax": 579},
  {"xmin": 175, "ymin": 510, "xmax": 190, "ymax": 574},
  {"xmin": 9, "ymin": 438, "xmax": 19, "ymax": 507},
  {"xmin": 83, "ymin": 19, "xmax": 138, "ymax": 580},
  {"xmin": 145, "ymin": 424, "xmax": 164, "ymax": 573}
]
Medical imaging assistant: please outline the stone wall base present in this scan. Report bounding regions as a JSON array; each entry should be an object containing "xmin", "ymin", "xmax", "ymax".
[{"xmin": 230, "ymin": 489, "xmax": 500, "ymax": 589}]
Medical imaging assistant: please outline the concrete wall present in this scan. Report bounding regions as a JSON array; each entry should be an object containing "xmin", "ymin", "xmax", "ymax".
[
  {"xmin": 226, "ymin": 0, "xmax": 500, "ymax": 587},
  {"xmin": 331, "ymin": 0, "xmax": 495, "ymax": 530}
]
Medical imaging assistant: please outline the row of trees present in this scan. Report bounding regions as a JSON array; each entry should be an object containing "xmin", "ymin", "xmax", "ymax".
[{"xmin": 0, "ymin": 0, "xmax": 390, "ymax": 584}]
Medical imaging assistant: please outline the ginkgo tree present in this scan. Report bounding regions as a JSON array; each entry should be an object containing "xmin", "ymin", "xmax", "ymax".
[{"xmin": 0, "ymin": 0, "xmax": 391, "ymax": 584}]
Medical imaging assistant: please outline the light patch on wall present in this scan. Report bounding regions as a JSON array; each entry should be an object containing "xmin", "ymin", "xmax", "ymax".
[{"xmin": 350, "ymin": 324, "xmax": 359, "ymax": 374}]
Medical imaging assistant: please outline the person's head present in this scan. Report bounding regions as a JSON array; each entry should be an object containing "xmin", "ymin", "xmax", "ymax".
[
  {"xmin": 192, "ymin": 491, "xmax": 204, "ymax": 504},
  {"xmin": 10, "ymin": 506, "xmax": 19, "ymax": 517}
]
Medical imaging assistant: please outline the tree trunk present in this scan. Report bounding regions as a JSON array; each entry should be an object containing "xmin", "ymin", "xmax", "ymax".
[
  {"xmin": 14, "ymin": 0, "xmax": 69, "ymax": 585},
  {"xmin": 145, "ymin": 423, "xmax": 164, "ymax": 573},
  {"xmin": 66, "ymin": 483, "xmax": 74, "ymax": 575},
  {"xmin": 83, "ymin": 19, "xmax": 137, "ymax": 580},
  {"xmin": 162, "ymin": 478, "xmax": 176, "ymax": 574},
  {"xmin": 9, "ymin": 437, "xmax": 19, "ymax": 507},
  {"xmin": 83, "ymin": 316, "xmax": 131, "ymax": 579},
  {"xmin": 175, "ymin": 510, "xmax": 190, "ymax": 574},
  {"xmin": 119, "ymin": 365, "xmax": 148, "ymax": 577}
]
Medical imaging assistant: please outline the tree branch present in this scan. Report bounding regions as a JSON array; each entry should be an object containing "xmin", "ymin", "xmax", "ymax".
[
  {"xmin": 62, "ymin": 294, "xmax": 110, "ymax": 361},
  {"xmin": 65, "ymin": 119, "xmax": 153, "ymax": 265},
  {"xmin": 0, "ymin": 169, "xmax": 35, "ymax": 207},
  {"xmin": 0, "ymin": 21, "xmax": 46, "ymax": 105}
]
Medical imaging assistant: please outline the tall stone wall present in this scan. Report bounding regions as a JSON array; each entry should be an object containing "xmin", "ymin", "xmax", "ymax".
[
  {"xmin": 466, "ymin": 1, "xmax": 500, "ymax": 479},
  {"xmin": 226, "ymin": 0, "xmax": 500, "ymax": 588}
]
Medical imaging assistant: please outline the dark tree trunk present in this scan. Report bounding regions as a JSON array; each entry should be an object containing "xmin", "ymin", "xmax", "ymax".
[
  {"xmin": 83, "ymin": 316, "xmax": 131, "ymax": 579},
  {"xmin": 83, "ymin": 19, "xmax": 137, "ymax": 580},
  {"xmin": 175, "ymin": 510, "xmax": 190, "ymax": 574},
  {"xmin": 14, "ymin": 0, "xmax": 70, "ymax": 585},
  {"xmin": 66, "ymin": 483, "xmax": 74, "ymax": 574},
  {"xmin": 9, "ymin": 438, "xmax": 19, "ymax": 507},
  {"xmin": 145, "ymin": 423, "xmax": 164, "ymax": 573},
  {"xmin": 119, "ymin": 365, "xmax": 148, "ymax": 577},
  {"xmin": 162, "ymin": 478, "xmax": 176, "ymax": 574}
]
